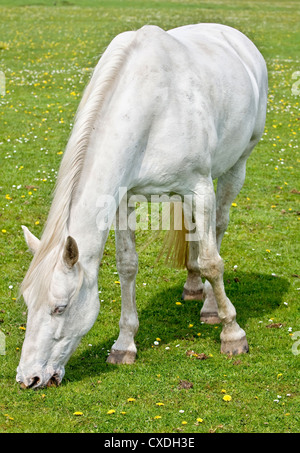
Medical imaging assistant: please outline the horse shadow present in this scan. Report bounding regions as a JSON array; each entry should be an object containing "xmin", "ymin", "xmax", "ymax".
[{"xmin": 66, "ymin": 271, "xmax": 289, "ymax": 383}]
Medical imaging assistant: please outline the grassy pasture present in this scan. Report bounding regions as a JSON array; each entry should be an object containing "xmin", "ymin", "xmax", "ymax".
[{"xmin": 0, "ymin": 0, "xmax": 299, "ymax": 433}]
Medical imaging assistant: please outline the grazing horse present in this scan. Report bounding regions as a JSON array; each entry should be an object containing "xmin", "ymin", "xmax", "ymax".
[{"xmin": 17, "ymin": 23, "xmax": 267, "ymax": 388}]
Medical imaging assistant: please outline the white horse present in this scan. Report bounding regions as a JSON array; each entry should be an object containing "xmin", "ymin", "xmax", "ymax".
[{"xmin": 17, "ymin": 23, "xmax": 267, "ymax": 388}]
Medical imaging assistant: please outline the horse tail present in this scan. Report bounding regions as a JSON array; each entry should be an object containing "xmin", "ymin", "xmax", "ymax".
[{"xmin": 160, "ymin": 202, "xmax": 189, "ymax": 269}]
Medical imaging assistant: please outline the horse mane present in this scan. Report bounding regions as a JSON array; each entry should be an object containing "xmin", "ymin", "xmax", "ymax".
[{"xmin": 21, "ymin": 32, "xmax": 136, "ymax": 306}]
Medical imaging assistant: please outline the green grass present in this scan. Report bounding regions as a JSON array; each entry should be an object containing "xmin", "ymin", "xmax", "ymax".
[{"xmin": 0, "ymin": 0, "xmax": 299, "ymax": 433}]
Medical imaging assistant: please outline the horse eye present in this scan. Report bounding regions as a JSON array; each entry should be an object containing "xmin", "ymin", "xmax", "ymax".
[{"xmin": 52, "ymin": 305, "xmax": 67, "ymax": 315}]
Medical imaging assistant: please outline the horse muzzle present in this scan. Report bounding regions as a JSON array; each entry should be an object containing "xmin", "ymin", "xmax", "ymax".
[{"xmin": 16, "ymin": 365, "xmax": 65, "ymax": 389}]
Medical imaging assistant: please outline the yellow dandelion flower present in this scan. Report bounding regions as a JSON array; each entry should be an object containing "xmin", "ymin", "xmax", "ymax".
[
  {"xmin": 0, "ymin": 42, "xmax": 9, "ymax": 50},
  {"xmin": 182, "ymin": 421, "xmax": 187, "ymax": 425},
  {"xmin": 156, "ymin": 402, "xmax": 164, "ymax": 406},
  {"xmin": 223, "ymin": 395, "xmax": 232, "ymax": 402},
  {"xmin": 197, "ymin": 418, "xmax": 204, "ymax": 423},
  {"xmin": 175, "ymin": 301, "xmax": 182, "ymax": 305},
  {"xmin": 231, "ymin": 202, "xmax": 237, "ymax": 207},
  {"xmin": 154, "ymin": 415, "xmax": 161, "ymax": 419},
  {"xmin": 73, "ymin": 411, "xmax": 83, "ymax": 416},
  {"xmin": 107, "ymin": 409, "xmax": 116, "ymax": 415},
  {"xmin": 127, "ymin": 398, "xmax": 136, "ymax": 402}
]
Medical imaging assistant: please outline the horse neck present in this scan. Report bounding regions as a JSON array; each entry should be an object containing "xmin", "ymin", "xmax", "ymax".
[
  {"xmin": 66, "ymin": 43, "xmax": 147, "ymax": 269},
  {"xmin": 67, "ymin": 167, "xmax": 117, "ymax": 273},
  {"xmin": 67, "ymin": 123, "xmax": 136, "ymax": 272}
]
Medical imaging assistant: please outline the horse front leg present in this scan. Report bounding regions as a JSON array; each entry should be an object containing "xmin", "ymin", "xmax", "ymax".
[{"xmin": 107, "ymin": 204, "xmax": 139, "ymax": 364}]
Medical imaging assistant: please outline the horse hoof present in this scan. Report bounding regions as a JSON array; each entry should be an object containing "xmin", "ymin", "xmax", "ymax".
[
  {"xmin": 200, "ymin": 311, "xmax": 221, "ymax": 324},
  {"xmin": 106, "ymin": 349, "xmax": 136, "ymax": 364},
  {"xmin": 182, "ymin": 288, "xmax": 203, "ymax": 301},
  {"xmin": 220, "ymin": 335, "xmax": 249, "ymax": 356}
]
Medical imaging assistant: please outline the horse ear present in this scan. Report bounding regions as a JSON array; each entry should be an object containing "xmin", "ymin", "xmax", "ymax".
[
  {"xmin": 22, "ymin": 225, "xmax": 40, "ymax": 255},
  {"xmin": 63, "ymin": 236, "xmax": 79, "ymax": 268}
]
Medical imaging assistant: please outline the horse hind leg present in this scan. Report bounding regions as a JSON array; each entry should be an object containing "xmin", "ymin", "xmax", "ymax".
[
  {"xmin": 182, "ymin": 241, "xmax": 204, "ymax": 301},
  {"xmin": 182, "ymin": 241, "xmax": 221, "ymax": 323},
  {"xmin": 181, "ymin": 206, "xmax": 220, "ymax": 323},
  {"xmin": 200, "ymin": 157, "xmax": 248, "ymax": 325},
  {"xmin": 200, "ymin": 280, "xmax": 221, "ymax": 324},
  {"xmin": 107, "ymin": 203, "xmax": 139, "ymax": 365},
  {"xmin": 193, "ymin": 178, "xmax": 248, "ymax": 355},
  {"xmin": 165, "ymin": 201, "xmax": 204, "ymax": 301}
]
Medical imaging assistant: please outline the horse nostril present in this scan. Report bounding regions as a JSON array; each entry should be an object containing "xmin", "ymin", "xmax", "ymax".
[
  {"xmin": 47, "ymin": 374, "xmax": 60, "ymax": 387},
  {"xmin": 27, "ymin": 376, "xmax": 41, "ymax": 389},
  {"xmin": 19, "ymin": 375, "xmax": 41, "ymax": 389}
]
